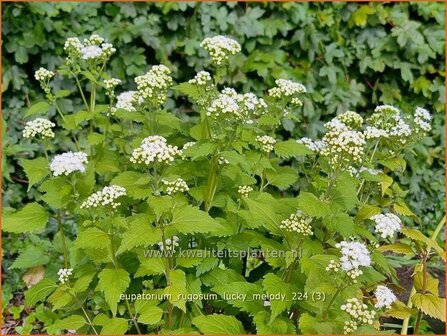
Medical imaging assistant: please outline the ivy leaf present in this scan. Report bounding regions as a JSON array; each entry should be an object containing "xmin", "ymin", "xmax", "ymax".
[
  {"xmin": 25, "ymin": 101, "xmax": 50, "ymax": 117},
  {"xmin": 171, "ymin": 206, "xmax": 224, "ymax": 235},
  {"xmin": 24, "ymin": 278, "xmax": 57, "ymax": 306},
  {"xmin": 412, "ymin": 293, "xmax": 446, "ymax": 322},
  {"xmin": 98, "ymin": 268, "xmax": 131, "ymax": 316},
  {"xmin": 274, "ymin": 140, "xmax": 312, "ymax": 158},
  {"xmin": 53, "ymin": 315, "xmax": 86, "ymax": 331},
  {"xmin": 2, "ymin": 202, "xmax": 49, "ymax": 233},
  {"xmin": 19, "ymin": 157, "xmax": 49, "ymax": 191},
  {"xmin": 192, "ymin": 314, "xmax": 245, "ymax": 334}
]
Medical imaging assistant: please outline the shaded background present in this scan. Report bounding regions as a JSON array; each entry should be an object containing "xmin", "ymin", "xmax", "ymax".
[{"xmin": 1, "ymin": 1, "xmax": 445, "ymax": 333}]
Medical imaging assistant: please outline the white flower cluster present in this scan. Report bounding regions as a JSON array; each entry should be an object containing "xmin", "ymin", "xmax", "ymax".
[
  {"xmin": 207, "ymin": 88, "xmax": 266, "ymax": 122},
  {"xmin": 112, "ymin": 91, "xmax": 137, "ymax": 113},
  {"xmin": 134, "ymin": 65, "xmax": 172, "ymax": 106},
  {"xmin": 321, "ymin": 130, "xmax": 365, "ymax": 164},
  {"xmin": 50, "ymin": 152, "xmax": 88, "ymax": 176},
  {"xmin": 268, "ymin": 79, "xmax": 307, "ymax": 99},
  {"xmin": 188, "ymin": 71, "xmax": 213, "ymax": 86},
  {"xmin": 374, "ymin": 105, "xmax": 400, "ymax": 115},
  {"xmin": 297, "ymin": 137, "xmax": 327, "ymax": 153},
  {"xmin": 104, "ymin": 78, "xmax": 121, "ymax": 92},
  {"xmin": 57, "ymin": 268, "xmax": 73, "ymax": 284},
  {"xmin": 347, "ymin": 166, "xmax": 381, "ymax": 178},
  {"xmin": 364, "ymin": 126, "xmax": 389, "ymax": 140},
  {"xmin": 388, "ymin": 114, "xmax": 412, "ymax": 144},
  {"xmin": 238, "ymin": 185, "xmax": 253, "ymax": 198},
  {"xmin": 291, "ymin": 97, "xmax": 303, "ymax": 106},
  {"xmin": 64, "ymin": 35, "xmax": 116, "ymax": 61},
  {"xmin": 413, "ymin": 106, "xmax": 431, "ymax": 133},
  {"xmin": 80, "ymin": 185, "xmax": 126, "ymax": 209},
  {"xmin": 336, "ymin": 240, "xmax": 371, "ymax": 272},
  {"xmin": 256, "ymin": 135, "xmax": 276, "ymax": 153},
  {"xmin": 325, "ymin": 259, "xmax": 340, "ymax": 272},
  {"xmin": 130, "ymin": 135, "xmax": 180, "ymax": 165},
  {"xmin": 34, "ymin": 67, "xmax": 54, "ymax": 82},
  {"xmin": 158, "ymin": 236, "xmax": 179, "ymax": 252},
  {"xmin": 23, "ymin": 118, "xmax": 55, "ymax": 139},
  {"xmin": 341, "ymin": 298, "xmax": 376, "ymax": 334},
  {"xmin": 337, "ymin": 111, "xmax": 364, "ymax": 129},
  {"xmin": 280, "ymin": 211, "xmax": 313, "ymax": 236},
  {"xmin": 370, "ymin": 213, "xmax": 401, "ymax": 239},
  {"xmin": 374, "ymin": 285, "xmax": 397, "ymax": 309},
  {"xmin": 324, "ymin": 118, "xmax": 349, "ymax": 132},
  {"xmin": 218, "ymin": 156, "xmax": 229, "ymax": 165},
  {"xmin": 200, "ymin": 35, "xmax": 241, "ymax": 65},
  {"xmin": 162, "ymin": 178, "xmax": 189, "ymax": 195}
]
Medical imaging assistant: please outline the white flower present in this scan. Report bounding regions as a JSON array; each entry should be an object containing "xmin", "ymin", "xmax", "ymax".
[
  {"xmin": 321, "ymin": 130, "xmax": 365, "ymax": 164},
  {"xmin": 413, "ymin": 106, "xmax": 431, "ymax": 133},
  {"xmin": 371, "ymin": 213, "xmax": 401, "ymax": 239},
  {"xmin": 268, "ymin": 79, "xmax": 306, "ymax": 98},
  {"xmin": 325, "ymin": 259, "xmax": 340, "ymax": 272},
  {"xmin": 23, "ymin": 118, "xmax": 55, "ymax": 139},
  {"xmin": 80, "ymin": 185, "xmax": 126, "ymax": 209},
  {"xmin": 130, "ymin": 135, "xmax": 180, "ymax": 165},
  {"xmin": 389, "ymin": 114, "xmax": 411, "ymax": 143},
  {"xmin": 218, "ymin": 156, "xmax": 229, "ymax": 165},
  {"xmin": 113, "ymin": 91, "xmax": 137, "ymax": 113},
  {"xmin": 34, "ymin": 67, "xmax": 54, "ymax": 82},
  {"xmin": 344, "ymin": 320, "xmax": 358, "ymax": 334},
  {"xmin": 336, "ymin": 240, "xmax": 371, "ymax": 272},
  {"xmin": 297, "ymin": 137, "xmax": 327, "ymax": 153},
  {"xmin": 57, "ymin": 268, "xmax": 73, "ymax": 284},
  {"xmin": 162, "ymin": 178, "xmax": 189, "ymax": 195},
  {"xmin": 324, "ymin": 118, "xmax": 350, "ymax": 132},
  {"xmin": 374, "ymin": 105, "xmax": 400, "ymax": 115},
  {"xmin": 364, "ymin": 126, "xmax": 389, "ymax": 140},
  {"xmin": 84, "ymin": 34, "xmax": 104, "ymax": 46},
  {"xmin": 374, "ymin": 285, "xmax": 397, "ymax": 309},
  {"xmin": 200, "ymin": 36, "xmax": 241, "ymax": 65},
  {"xmin": 104, "ymin": 78, "xmax": 121, "ymax": 91},
  {"xmin": 181, "ymin": 141, "xmax": 196, "ymax": 159},
  {"xmin": 158, "ymin": 236, "xmax": 179, "ymax": 252},
  {"xmin": 341, "ymin": 298, "xmax": 376, "ymax": 327},
  {"xmin": 238, "ymin": 185, "xmax": 253, "ymax": 198},
  {"xmin": 280, "ymin": 211, "xmax": 313, "ymax": 236},
  {"xmin": 256, "ymin": 135, "xmax": 276, "ymax": 153},
  {"xmin": 64, "ymin": 37, "xmax": 83, "ymax": 58},
  {"xmin": 188, "ymin": 71, "xmax": 213, "ymax": 86},
  {"xmin": 336, "ymin": 111, "xmax": 364, "ymax": 129},
  {"xmin": 81, "ymin": 45, "xmax": 103, "ymax": 60},
  {"xmin": 50, "ymin": 152, "xmax": 88, "ymax": 176},
  {"xmin": 291, "ymin": 97, "xmax": 303, "ymax": 106},
  {"xmin": 134, "ymin": 65, "xmax": 172, "ymax": 106}
]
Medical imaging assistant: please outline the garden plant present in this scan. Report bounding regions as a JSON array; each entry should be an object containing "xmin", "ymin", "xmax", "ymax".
[
  {"xmin": 1, "ymin": 2, "xmax": 446, "ymax": 336},
  {"xmin": 2, "ymin": 31, "xmax": 446, "ymax": 335}
]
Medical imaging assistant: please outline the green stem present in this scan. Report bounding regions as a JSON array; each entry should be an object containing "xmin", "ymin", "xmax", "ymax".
[
  {"xmin": 160, "ymin": 227, "xmax": 174, "ymax": 330},
  {"xmin": 204, "ymin": 156, "xmax": 218, "ymax": 212},
  {"xmin": 322, "ymin": 276, "xmax": 347, "ymax": 320},
  {"xmin": 125, "ymin": 299, "xmax": 142, "ymax": 335},
  {"xmin": 55, "ymin": 102, "xmax": 81, "ymax": 150},
  {"xmin": 71, "ymin": 294, "xmax": 98, "ymax": 335},
  {"xmin": 56, "ymin": 210, "xmax": 69, "ymax": 269},
  {"xmin": 356, "ymin": 140, "xmax": 379, "ymax": 197},
  {"xmin": 401, "ymin": 215, "xmax": 445, "ymax": 334},
  {"xmin": 73, "ymin": 73, "xmax": 90, "ymax": 111}
]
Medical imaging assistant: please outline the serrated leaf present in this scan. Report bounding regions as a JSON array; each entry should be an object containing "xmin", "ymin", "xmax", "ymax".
[
  {"xmin": 116, "ymin": 218, "xmax": 161, "ymax": 255},
  {"xmin": 377, "ymin": 243, "xmax": 414, "ymax": 256},
  {"xmin": 98, "ymin": 268, "xmax": 130, "ymax": 316},
  {"xmin": 274, "ymin": 140, "xmax": 312, "ymax": 158},
  {"xmin": 111, "ymin": 171, "xmax": 152, "ymax": 199},
  {"xmin": 296, "ymin": 192, "xmax": 330, "ymax": 218},
  {"xmin": 25, "ymin": 101, "xmax": 50, "ymax": 117},
  {"xmin": 385, "ymin": 300, "xmax": 412, "ymax": 320},
  {"xmin": 355, "ymin": 204, "xmax": 381, "ymax": 223},
  {"xmin": 137, "ymin": 305, "xmax": 163, "ymax": 325},
  {"xmin": 401, "ymin": 228, "xmax": 445, "ymax": 261},
  {"xmin": 192, "ymin": 314, "xmax": 245, "ymax": 334},
  {"xmin": 322, "ymin": 212, "xmax": 355, "ymax": 238},
  {"xmin": 212, "ymin": 282, "xmax": 264, "ymax": 315},
  {"xmin": 25, "ymin": 278, "xmax": 57, "ymax": 306},
  {"xmin": 73, "ymin": 227, "xmax": 111, "ymax": 250},
  {"xmin": 2, "ymin": 202, "xmax": 49, "ymax": 233},
  {"xmin": 10, "ymin": 245, "xmax": 49, "ymax": 269},
  {"xmin": 53, "ymin": 315, "xmax": 86, "ymax": 331},
  {"xmin": 414, "ymin": 271, "xmax": 439, "ymax": 296},
  {"xmin": 263, "ymin": 274, "xmax": 294, "ymax": 322},
  {"xmin": 244, "ymin": 198, "xmax": 282, "ymax": 235},
  {"xmin": 412, "ymin": 293, "xmax": 446, "ymax": 321},
  {"xmin": 19, "ymin": 157, "xmax": 49, "ymax": 191},
  {"xmin": 173, "ymin": 82, "xmax": 202, "ymax": 101},
  {"xmin": 171, "ymin": 206, "xmax": 223, "ymax": 234},
  {"xmin": 266, "ymin": 166, "xmax": 298, "ymax": 189}
]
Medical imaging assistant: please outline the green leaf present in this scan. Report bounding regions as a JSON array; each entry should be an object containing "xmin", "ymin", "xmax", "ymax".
[
  {"xmin": 266, "ymin": 166, "xmax": 298, "ymax": 189},
  {"xmin": 171, "ymin": 206, "xmax": 223, "ymax": 235},
  {"xmin": 385, "ymin": 300, "xmax": 412, "ymax": 320},
  {"xmin": 87, "ymin": 132, "xmax": 105, "ymax": 145},
  {"xmin": 262, "ymin": 274, "xmax": 294, "ymax": 322},
  {"xmin": 73, "ymin": 227, "xmax": 111, "ymax": 250},
  {"xmin": 2, "ymin": 202, "xmax": 49, "ymax": 233},
  {"xmin": 377, "ymin": 243, "xmax": 414, "ymax": 256},
  {"xmin": 296, "ymin": 192, "xmax": 330, "ymax": 218},
  {"xmin": 164, "ymin": 269, "xmax": 188, "ymax": 312},
  {"xmin": 244, "ymin": 198, "xmax": 282, "ymax": 235},
  {"xmin": 53, "ymin": 315, "xmax": 86, "ymax": 331},
  {"xmin": 192, "ymin": 314, "xmax": 245, "ymax": 334},
  {"xmin": 329, "ymin": 173, "xmax": 358, "ymax": 211},
  {"xmin": 25, "ymin": 278, "xmax": 57, "ymax": 306},
  {"xmin": 137, "ymin": 305, "xmax": 163, "ymax": 325},
  {"xmin": 19, "ymin": 157, "xmax": 49, "ymax": 191},
  {"xmin": 98, "ymin": 268, "xmax": 131, "ymax": 316},
  {"xmin": 274, "ymin": 140, "xmax": 312, "ymax": 158},
  {"xmin": 111, "ymin": 171, "xmax": 152, "ymax": 199},
  {"xmin": 414, "ymin": 271, "xmax": 439, "ymax": 296},
  {"xmin": 25, "ymin": 101, "xmax": 50, "ymax": 117},
  {"xmin": 212, "ymin": 282, "xmax": 264, "ymax": 315},
  {"xmin": 116, "ymin": 218, "xmax": 161, "ymax": 255},
  {"xmin": 412, "ymin": 293, "xmax": 446, "ymax": 322},
  {"xmin": 322, "ymin": 212, "xmax": 355, "ymax": 238},
  {"xmin": 401, "ymin": 228, "xmax": 446, "ymax": 261},
  {"xmin": 10, "ymin": 245, "xmax": 49, "ymax": 269},
  {"xmin": 355, "ymin": 204, "xmax": 381, "ymax": 223},
  {"xmin": 173, "ymin": 82, "xmax": 202, "ymax": 101},
  {"xmin": 96, "ymin": 316, "xmax": 129, "ymax": 335}
]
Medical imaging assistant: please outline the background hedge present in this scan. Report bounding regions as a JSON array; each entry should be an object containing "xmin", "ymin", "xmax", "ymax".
[{"xmin": 2, "ymin": 1, "xmax": 445, "ymax": 232}]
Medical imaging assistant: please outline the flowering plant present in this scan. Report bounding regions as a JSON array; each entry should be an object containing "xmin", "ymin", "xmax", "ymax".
[{"xmin": 3, "ymin": 34, "xmax": 445, "ymax": 335}]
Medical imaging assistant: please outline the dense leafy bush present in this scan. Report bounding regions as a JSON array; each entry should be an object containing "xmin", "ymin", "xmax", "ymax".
[{"xmin": 2, "ymin": 28, "xmax": 446, "ymax": 335}]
